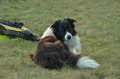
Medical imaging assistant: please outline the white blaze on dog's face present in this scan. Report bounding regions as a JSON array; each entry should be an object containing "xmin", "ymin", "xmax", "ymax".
[
  {"xmin": 64, "ymin": 25, "xmax": 73, "ymax": 40},
  {"xmin": 50, "ymin": 18, "xmax": 77, "ymax": 42}
]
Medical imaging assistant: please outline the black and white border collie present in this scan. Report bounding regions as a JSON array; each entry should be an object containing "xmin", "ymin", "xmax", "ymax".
[
  {"xmin": 41, "ymin": 18, "xmax": 81, "ymax": 55},
  {"xmin": 28, "ymin": 18, "xmax": 100, "ymax": 69}
]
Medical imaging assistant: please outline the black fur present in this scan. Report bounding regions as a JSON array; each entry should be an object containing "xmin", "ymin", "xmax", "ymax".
[{"xmin": 29, "ymin": 36, "xmax": 82, "ymax": 69}]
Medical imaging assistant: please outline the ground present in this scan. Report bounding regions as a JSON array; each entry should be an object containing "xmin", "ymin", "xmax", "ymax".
[{"xmin": 0, "ymin": 0, "xmax": 120, "ymax": 79}]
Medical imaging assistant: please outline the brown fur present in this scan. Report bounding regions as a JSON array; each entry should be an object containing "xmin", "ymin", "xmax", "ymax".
[{"xmin": 28, "ymin": 36, "xmax": 82, "ymax": 69}]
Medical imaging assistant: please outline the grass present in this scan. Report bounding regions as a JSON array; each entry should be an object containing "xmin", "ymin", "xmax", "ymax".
[{"xmin": 0, "ymin": 0, "xmax": 120, "ymax": 79}]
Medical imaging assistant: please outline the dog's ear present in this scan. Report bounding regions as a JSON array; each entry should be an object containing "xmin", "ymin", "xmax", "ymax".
[
  {"xmin": 66, "ymin": 18, "xmax": 76, "ymax": 28},
  {"xmin": 66, "ymin": 18, "xmax": 76, "ymax": 23},
  {"xmin": 50, "ymin": 20, "xmax": 60, "ymax": 28}
]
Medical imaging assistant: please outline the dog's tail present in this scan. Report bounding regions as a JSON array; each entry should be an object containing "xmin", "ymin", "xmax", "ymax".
[{"xmin": 76, "ymin": 56, "xmax": 100, "ymax": 68}]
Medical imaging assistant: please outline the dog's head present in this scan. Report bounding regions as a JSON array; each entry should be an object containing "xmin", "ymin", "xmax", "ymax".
[{"xmin": 50, "ymin": 18, "xmax": 76, "ymax": 41}]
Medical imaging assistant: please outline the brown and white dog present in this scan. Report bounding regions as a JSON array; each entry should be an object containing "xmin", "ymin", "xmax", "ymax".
[
  {"xmin": 29, "ymin": 36, "xmax": 100, "ymax": 69},
  {"xmin": 41, "ymin": 18, "xmax": 81, "ymax": 54}
]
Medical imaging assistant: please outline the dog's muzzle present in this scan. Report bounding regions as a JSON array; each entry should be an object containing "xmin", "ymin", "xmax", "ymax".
[
  {"xmin": 64, "ymin": 32, "xmax": 72, "ymax": 40},
  {"xmin": 67, "ymin": 35, "xmax": 71, "ymax": 40}
]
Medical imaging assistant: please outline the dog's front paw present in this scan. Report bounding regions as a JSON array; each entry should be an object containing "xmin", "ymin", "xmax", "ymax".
[{"xmin": 76, "ymin": 56, "xmax": 100, "ymax": 68}]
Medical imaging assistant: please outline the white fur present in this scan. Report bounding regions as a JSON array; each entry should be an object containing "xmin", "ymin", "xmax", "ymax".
[
  {"xmin": 64, "ymin": 35, "xmax": 81, "ymax": 54},
  {"xmin": 41, "ymin": 27, "xmax": 55, "ymax": 38},
  {"xmin": 41, "ymin": 27, "xmax": 81, "ymax": 54},
  {"xmin": 76, "ymin": 56, "xmax": 100, "ymax": 68}
]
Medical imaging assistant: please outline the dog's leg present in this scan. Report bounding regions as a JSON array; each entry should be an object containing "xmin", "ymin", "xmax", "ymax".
[
  {"xmin": 64, "ymin": 35, "xmax": 82, "ymax": 54},
  {"xmin": 74, "ymin": 35, "xmax": 82, "ymax": 54},
  {"xmin": 68, "ymin": 47, "xmax": 79, "ymax": 55},
  {"xmin": 76, "ymin": 56, "xmax": 100, "ymax": 68}
]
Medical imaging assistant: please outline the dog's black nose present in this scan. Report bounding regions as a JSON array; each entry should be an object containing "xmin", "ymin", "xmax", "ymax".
[{"xmin": 67, "ymin": 35, "xmax": 71, "ymax": 40}]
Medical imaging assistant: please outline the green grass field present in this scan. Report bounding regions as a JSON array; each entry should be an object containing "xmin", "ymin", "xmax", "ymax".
[{"xmin": 0, "ymin": 0, "xmax": 120, "ymax": 79}]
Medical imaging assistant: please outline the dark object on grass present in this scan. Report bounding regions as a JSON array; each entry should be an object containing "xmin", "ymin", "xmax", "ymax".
[{"xmin": 0, "ymin": 20, "xmax": 39, "ymax": 41}]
